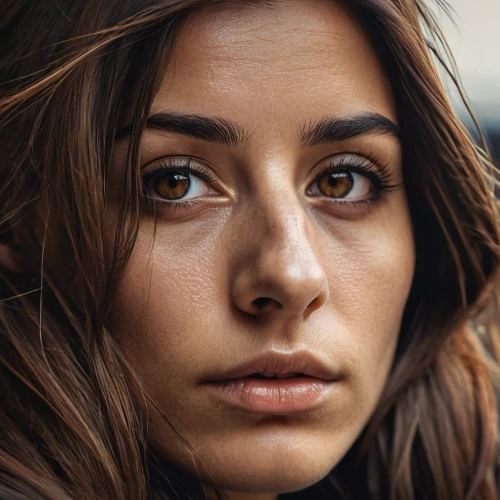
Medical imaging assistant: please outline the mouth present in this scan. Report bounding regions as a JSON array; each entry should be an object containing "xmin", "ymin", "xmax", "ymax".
[
  {"xmin": 248, "ymin": 372, "xmax": 302, "ymax": 379},
  {"xmin": 203, "ymin": 351, "xmax": 342, "ymax": 415}
]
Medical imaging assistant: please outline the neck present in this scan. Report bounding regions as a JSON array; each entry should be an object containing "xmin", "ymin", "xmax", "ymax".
[
  {"xmin": 206, "ymin": 485, "xmax": 278, "ymax": 500},
  {"xmin": 226, "ymin": 493, "xmax": 278, "ymax": 500}
]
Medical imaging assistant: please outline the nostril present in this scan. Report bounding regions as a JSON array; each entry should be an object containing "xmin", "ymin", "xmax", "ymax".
[
  {"xmin": 253, "ymin": 297, "xmax": 271, "ymax": 310},
  {"xmin": 306, "ymin": 296, "xmax": 323, "ymax": 314}
]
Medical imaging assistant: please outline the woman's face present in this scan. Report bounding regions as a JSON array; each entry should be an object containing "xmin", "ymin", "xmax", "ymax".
[{"xmin": 110, "ymin": 0, "xmax": 415, "ymax": 497}]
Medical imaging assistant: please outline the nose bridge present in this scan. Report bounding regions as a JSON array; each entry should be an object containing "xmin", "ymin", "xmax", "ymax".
[
  {"xmin": 260, "ymin": 196, "xmax": 314, "ymax": 266},
  {"xmin": 231, "ymin": 189, "xmax": 329, "ymax": 320}
]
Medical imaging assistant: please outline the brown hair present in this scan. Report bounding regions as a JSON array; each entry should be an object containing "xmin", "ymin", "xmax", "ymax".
[{"xmin": 1, "ymin": 0, "xmax": 499, "ymax": 498}]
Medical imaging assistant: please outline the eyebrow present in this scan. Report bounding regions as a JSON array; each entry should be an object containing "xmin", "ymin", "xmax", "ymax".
[
  {"xmin": 116, "ymin": 112, "xmax": 250, "ymax": 147},
  {"xmin": 115, "ymin": 111, "xmax": 400, "ymax": 147},
  {"xmin": 299, "ymin": 113, "xmax": 400, "ymax": 147}
]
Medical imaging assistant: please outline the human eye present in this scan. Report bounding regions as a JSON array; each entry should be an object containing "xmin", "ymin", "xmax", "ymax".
[
  {"xmin": 306, "ymin": 153, "xmax": 401, "ymax": 206},
  {"xmin": 141, "ymin": 156, "xmax": 220, "ymax": 212}
]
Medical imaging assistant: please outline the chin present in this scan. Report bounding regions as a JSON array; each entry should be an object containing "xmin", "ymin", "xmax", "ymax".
[
  {"xmin": 204, "ymin": 453, "xmax": 334, "ymax": 494},
  {"xmin": 190, "ymin": 433, "xmax": 348, "ymax": 495}
]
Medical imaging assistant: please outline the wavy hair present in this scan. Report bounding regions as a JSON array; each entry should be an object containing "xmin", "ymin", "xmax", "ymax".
[{"xmin": 1, "ymin": 0, "xmax": 500, "ymax": 498}]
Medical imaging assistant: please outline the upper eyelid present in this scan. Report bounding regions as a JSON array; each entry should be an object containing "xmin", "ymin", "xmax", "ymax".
[
  {"xmin": 141, "ymin": 153, "xmax": 398, "ymax": 191},
  {"xmin": 142, "ymin": 156, "xmax": 218, "ymax": 181},
  {"xmin": 311, "ymin": 151, "xmax": 385, "ymax": 172},
  {"xmin": 142, "ymin": 155, "xmax": 206, "ymax": 172},
  {"xmin": 142, "ymin": 152, "xmax": 382, "ymax": 173},
  {"xmin": 306, "ymin": 154, "xmax": 390, "ymax": 188},
  {"xmin": 308, "ymin": 155, "xmax": 402, "ymax": 203}
]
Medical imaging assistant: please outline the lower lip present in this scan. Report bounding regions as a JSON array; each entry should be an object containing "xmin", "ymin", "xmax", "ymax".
[{"xmin": 205, "ymin": 376, "xmax": 336, "ymax": 414}]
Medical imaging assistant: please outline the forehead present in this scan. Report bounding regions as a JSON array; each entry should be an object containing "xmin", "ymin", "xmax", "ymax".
[{"xmin": 152, "ymin": 0, "xmax": 397, "ymax": 131}]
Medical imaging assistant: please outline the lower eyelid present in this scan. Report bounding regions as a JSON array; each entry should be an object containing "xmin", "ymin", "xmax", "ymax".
[{"xmin": 309, "ymin": 196, "xmax": 386, "ymax": 220}]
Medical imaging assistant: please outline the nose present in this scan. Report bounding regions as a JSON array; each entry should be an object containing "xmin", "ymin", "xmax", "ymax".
[{"xmin": 230, "ymin": 197, "xmax": 329, "ymax": 321}]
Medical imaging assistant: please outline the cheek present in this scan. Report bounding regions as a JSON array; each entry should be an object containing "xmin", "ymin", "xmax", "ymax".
[
  {"xmin": 322, "ymin": 197, "xmax": 415, "ymax": 401},
  {"xmin": 109, "ymin": 215, "xmax": 229, "ymax": 384}
]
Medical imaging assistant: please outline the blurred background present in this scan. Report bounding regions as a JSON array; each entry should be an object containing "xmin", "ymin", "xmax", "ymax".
[{"xmin": 433, "ymin": 0, "xmax": 499, "ymax": 166}]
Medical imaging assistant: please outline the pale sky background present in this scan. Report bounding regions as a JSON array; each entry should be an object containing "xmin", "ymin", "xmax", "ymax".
[{"xmin": 432, "ymin": 0, "xmax": 499, "ymax": 122}]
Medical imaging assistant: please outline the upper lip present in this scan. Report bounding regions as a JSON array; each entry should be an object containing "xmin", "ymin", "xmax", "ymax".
[{"xmin": 203, "ymin": 350, "xmax": 342, "ymax": 382}]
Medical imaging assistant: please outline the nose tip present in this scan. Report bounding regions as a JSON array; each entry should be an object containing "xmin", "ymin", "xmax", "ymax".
[
  {"xmin": 230, "ymin": 208, "xmax": 329, "ymax": 321},
  {"xmin": 249, "ymin": 258, "xmax": 329, "ymax": 320},
  {"xmin": 234, "ymin": 264, "xmax": 329, "ymax": 320}
]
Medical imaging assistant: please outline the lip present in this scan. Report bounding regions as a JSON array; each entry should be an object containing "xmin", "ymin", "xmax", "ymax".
[{"xmin": 202, "ymin": 351, "xmax": 342, "ymax": 415}]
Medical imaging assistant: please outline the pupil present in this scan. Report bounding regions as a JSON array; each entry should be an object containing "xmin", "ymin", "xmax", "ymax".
[
  {"xmin": 155, "ymin": 172, "xmax": 190, "ymax": 200},
  {"xmin": 319, "ymin": 171, "xmax": 353, "ymax": 198}
]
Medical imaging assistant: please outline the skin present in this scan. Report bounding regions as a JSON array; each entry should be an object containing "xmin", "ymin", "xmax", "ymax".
[{"xmin": 107, "ymin": 0, "xmax": 416, "ymax": 498}]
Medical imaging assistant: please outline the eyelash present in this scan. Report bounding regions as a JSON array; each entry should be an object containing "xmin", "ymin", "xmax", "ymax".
[
  {"xmin": 311, "ymin": 153, "xmax": 401, "ymax": 207},
  {"xmin": 142, "ymin": 157, "xmax": 216, "ymax": 213},
  {"xmin": 141, "ymin": 154, "xmax": 401, "ymax": 213}
]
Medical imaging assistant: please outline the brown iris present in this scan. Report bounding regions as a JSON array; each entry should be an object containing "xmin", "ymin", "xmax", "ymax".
[
  {"xmin": 318, "ymin": 171, "xmax": 353, "ymax": 198},
  {"xmin": 154, "ymin": 172, "xmax": 190, "ymax": 200}
]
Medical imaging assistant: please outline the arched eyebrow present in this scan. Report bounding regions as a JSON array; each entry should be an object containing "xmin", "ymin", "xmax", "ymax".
[{"xmin": 115, "ymin": 111, "xmax": 400, "ymax": 147}]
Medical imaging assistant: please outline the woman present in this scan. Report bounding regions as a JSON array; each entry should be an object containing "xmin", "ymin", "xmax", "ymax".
[{"xmin": 1, "ymin": 0, "xmax": 499, "ymax": 498}]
